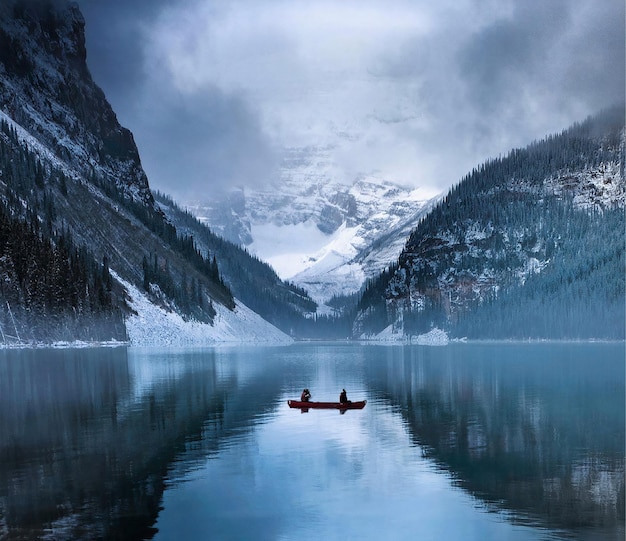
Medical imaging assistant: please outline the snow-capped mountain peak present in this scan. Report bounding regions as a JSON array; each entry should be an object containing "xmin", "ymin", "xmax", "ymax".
[{"xmin": 187, "ymin": 168, "xmax": 437, "ymax": 305}]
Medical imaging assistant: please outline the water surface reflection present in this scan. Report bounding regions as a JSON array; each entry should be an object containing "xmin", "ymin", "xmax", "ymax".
[
  {"xmin": 0, "ymin": 346, "xmax": 288, "ymax": 540},
  {"xmin": 0, "ymin": 343, "xmax": 622, "ymax": 540}
]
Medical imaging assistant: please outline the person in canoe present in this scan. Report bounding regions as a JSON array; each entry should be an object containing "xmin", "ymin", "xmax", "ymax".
[
  {"xmin": 339, "ymin": 389, "xmax": 350, "ymax": 404},
  {"xmin": 301, "ymin": 388, "xmax": 311, "ymax": 402}
]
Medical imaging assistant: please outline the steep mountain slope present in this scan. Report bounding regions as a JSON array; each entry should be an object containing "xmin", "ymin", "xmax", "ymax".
[
  {"xmin": 354, "ymin": 108, "xmax": 625, "ymax": 340},
  {"xmin": 154, "ymin": 191, "xmax": 317, "ymax": 334},
  {"xmin": 187, "ymin": 161, "xmax": 435, "ymax": 305},
  {"xmin": 0, "ymin": 0, "xmax": 293, "ymax": 344},
  {"xmin": 0, "ymin": 1, "xmax": 151, "ymax": 205}
]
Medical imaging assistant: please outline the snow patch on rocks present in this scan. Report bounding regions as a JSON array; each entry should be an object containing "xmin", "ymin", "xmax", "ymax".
[{"xmin": 361, "ymin": 325, "xmax": 449, "ymax": 346}]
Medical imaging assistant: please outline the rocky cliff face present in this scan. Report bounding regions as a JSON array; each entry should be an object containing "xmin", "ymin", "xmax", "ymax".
[{"xmin": 0, "ymin": 0, "xmax": 152, "ymax": 205}]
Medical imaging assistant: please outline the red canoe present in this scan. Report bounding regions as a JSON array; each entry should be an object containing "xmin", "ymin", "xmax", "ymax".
[{"xmin": 287, "ymin": 399, "xmax": 366, "ymax": 410}]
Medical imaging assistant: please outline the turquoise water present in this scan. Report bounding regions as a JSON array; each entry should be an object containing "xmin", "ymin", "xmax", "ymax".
[{"xmin": 0, "ymin": 343, "xmax": 623, "ymax": 540}]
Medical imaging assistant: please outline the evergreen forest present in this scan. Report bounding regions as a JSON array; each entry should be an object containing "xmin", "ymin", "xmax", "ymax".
[
  {"xmin": 0, "ymin": 118, "xmax": 235, "ymax": 342},
  {"xmin": 154, "ymin": 191, "xmax": 327, "ymax": 336}
]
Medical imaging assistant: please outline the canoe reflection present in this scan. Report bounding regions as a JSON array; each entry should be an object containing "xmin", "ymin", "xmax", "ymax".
[{"xmin": 287, "ymin": 399, "xmax": 367, "ymax": 412}]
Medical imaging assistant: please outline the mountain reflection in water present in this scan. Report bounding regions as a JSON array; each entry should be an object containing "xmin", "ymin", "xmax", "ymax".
[
  {"xmin": 0, "ymin": 343, "xmax": 622, "ymax": 540},
  {"xmin": 364, "ymin": 343, "xmax": 625, "ymax": 534}
]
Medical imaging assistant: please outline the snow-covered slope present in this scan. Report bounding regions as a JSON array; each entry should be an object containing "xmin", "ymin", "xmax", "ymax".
[
  {"xmin": 187, "ymin": 148, "xmax": 437, "ymax": 305},
  {"xmin": 117, "ymin": 274, "xmax": 292, "ymax": 346}
]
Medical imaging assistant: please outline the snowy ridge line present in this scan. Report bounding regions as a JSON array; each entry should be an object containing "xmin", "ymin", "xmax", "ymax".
[{"xmin": 112, "ymin": 271, "xmax": 293, "ymax": 347}]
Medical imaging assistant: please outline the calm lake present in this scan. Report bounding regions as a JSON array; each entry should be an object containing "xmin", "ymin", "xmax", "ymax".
[{"xmin": 0, "ymin": 342, "xmax": 623, "ymax": 540}]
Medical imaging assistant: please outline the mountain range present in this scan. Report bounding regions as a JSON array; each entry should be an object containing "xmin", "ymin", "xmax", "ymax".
[
  {"xmin": 185, "ymin": 169, "xmax": 436, "ymax": 307},
  {"xmin": 0, "ymin": 0, "xmax": 623, "ymax": 345}
]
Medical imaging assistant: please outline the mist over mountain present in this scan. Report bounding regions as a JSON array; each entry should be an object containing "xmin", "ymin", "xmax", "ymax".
[{"xmin": 185, "ymin": 158, "xmax": 436, "ymax": 306}]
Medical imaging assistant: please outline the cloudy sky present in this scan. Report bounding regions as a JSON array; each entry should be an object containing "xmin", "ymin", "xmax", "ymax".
[{"xmin": 77, "ymin": 0, "xmax": 624, "ymax": 200}]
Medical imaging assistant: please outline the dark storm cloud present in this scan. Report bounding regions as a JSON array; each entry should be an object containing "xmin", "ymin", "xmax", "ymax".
[
  {"xmin": 561, "ymin": 1, "xmax": 626, "ymax": 110},
  {"xmin": 458, "ymin": 1, "xmax": 570, "ymax": 111},
  {"xmin": 458, "ymin": 0, "xmax": 624, "ymax": 114},
  {"xmin": 135, "ymin": 88, "xmax": 278, "ymax": 199},
  {"xmin": 77, "ymin": 0, "xmax": 177, "ymax": 110},
  {"xmin": 76, "ymin": 0, "xmax": 279, "ymax": 196},
  {"xmin": 381, "ymin": 0, "xmax": 625, "ymax": 179}
]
